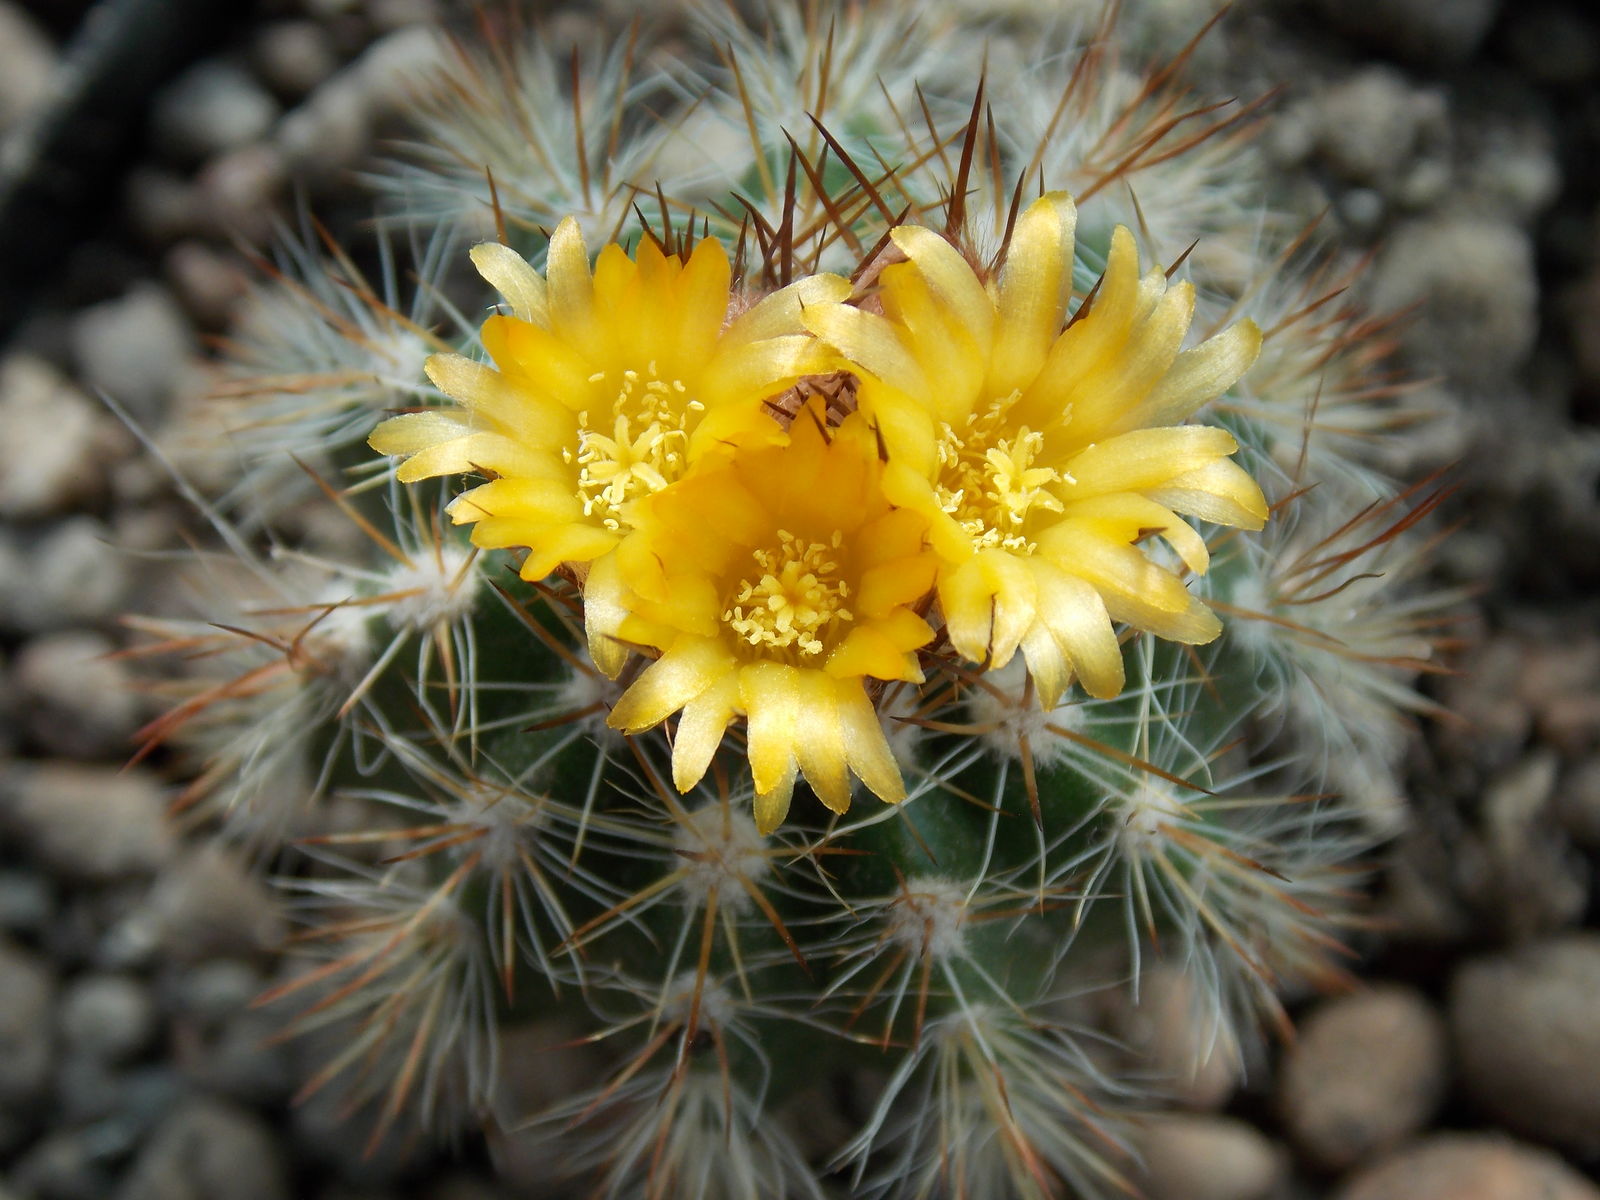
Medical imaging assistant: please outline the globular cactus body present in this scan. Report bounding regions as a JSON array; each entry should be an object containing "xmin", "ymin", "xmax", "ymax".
[{"xmin": 142, "ymin": 3, "xmax": 1456, "ymax": 1196}]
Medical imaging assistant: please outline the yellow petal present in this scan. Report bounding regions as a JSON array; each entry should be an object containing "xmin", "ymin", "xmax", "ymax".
[
  {"xmin": 1058, "ymin": 493, "xmax": 1210, "ymax": 575},
  {"xmin": 890, "ymin": 225, "xmax": 994, "ymax": 351},
  {"xmin": 607, "ymin": 637, "xmax": 730, "ymax": 733},
  {"xmin": 752, "ymin": 774, "xmax": 794, "ymax": 836},
  {"xmin": 939, "ymin": 556, "xmax": 995, "ymax": 664},
  {"xmin": 1031, "ymin": 563, "xmax": 1123, "ymax": 702},
  {"xmin": 741, "ymin": 662, "xmax": 799, "ymax": 796},
  {"xmin": 979, "ymin": 549, "xmax": 1038, "ymax": 669},
  {"xmin": 802, "ymin": 303, "xmax": 929, "ymax": 398},
  {"xmin": 582, "ymin": 550, "xmax": 632, "ymax": 679},
  {"xmin": 545, "ymin": 216, "xmax": 599, "ymax": 356},
  {"xmin": 836, "ymin": 681, "xmax": 905, "ymax": 806},
  {"xmin": 1147, "ymin": 459, "xmax": 1269, "ymax": 530},
  {"xmin": 470, "ymin": 242, "xmax": 548, "ymax": 326},
  {"xmin": 1131, "ymin": 318, "xmax": 1262, "ymax": 430},
  {"xmin": 792, "ymin": 671, "xmax": 850, "ymax": 815},
  {"xmin": 1060, "ymin": 426, "xmax": 1239, "ymax": 497},
  {"xmin": 514, "ymin": 522, "xmax": 619, "ymax": 579},
  {"xmin": 673, "ymin": 672, "xmax": 739, "ymax": 793},
  {"xmin": 724, "ymin": 273, "xmax": 852, "ymax": 344},
  {"xmin": 992, "ymin": 193, "xmax": 1074, "ymax": 394},
  {"xmin": 370, "ymin": 410, "xmax": 468, "ymax": 455}
]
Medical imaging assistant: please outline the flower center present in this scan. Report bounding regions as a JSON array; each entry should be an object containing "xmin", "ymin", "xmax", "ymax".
[
  {"xmin": 565, "ymin": 360, "xmax": 703, "ymax": 531},
  {"xmin": 723, "ymin": 530, "xmax": 854, "ymax": 661},
  {"xmin": 935, "ymin": 391, "xmax": 1068, "ymax": 554}
]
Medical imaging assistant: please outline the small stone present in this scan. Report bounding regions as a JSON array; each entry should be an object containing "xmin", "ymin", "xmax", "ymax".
[
  {"xmin": 0, "ymin": 938, "xmax": 54, "ymax": 1105},
  {"xmin": 1117, "ymin": 965, "xmax": 1241, "ymax": 1111},
  {"xmin": 195, "ymin": 144, "xmax": 289, "ymax": 243},
  {"xmin": 1313, "ymin": 67, "xmax": 1446, "ymax": 188},
  {"xmin": 1556, "ymin": 755, "xmax": 1600, "ymax": 850},
  {"xmin": 1314, "ymin": 0, "xmax": 1499, "ymax": 65},
  {"xmin": 60, "ymin": 974, "xmax": 157, "ymax": 1064},
  {"xmin": 11, "ymin": 1129, "xmax": 115, "ymax": 1200},
  {"xmin": 275, "ymin": 26, "xmax": 445, "ymax": 181},
  {"xmin": 1477, "ymin": 750, "xmax": 1588, "ymax": 938},
  {"xmin": 71, "ymin": 283, "xmax": 199, "ymax": 424},
  {"xmin": 0, "ymin": 868, "xmax": 54, "ymax": 936},
  {"xmin": 1278, "ymin": 985, "xmax": 1448, "ymax": 1171},
  {"xmin": 0, "ymin": 517, "xmax": 132, "ymax": 634},
  {"xmin": 1137, "ymin": 1114, "xmax": 1287, "ymax": 1200},
  {"xmin": 13, "ymin": 631, "xmax": 143, "ymax": 759},
  {"xmin": 251, "ymin": 20, "xmax": 341, "ymax": 98},
  {"xmin": 0, "ymin": 762, "xmax": 174, "ymax": 881},
  {"xmin": 141, "ymin": 846, "xmax": 285, "ymax": 961},
  {"xmin": 1450, "ymin": 934, "xmax": 1600, "ymax": 1156},
  {"xmin": 0, "ymin": 354, "xmax": 126, "ymax": 519},
  {"xmin": 0, "ymin": 2, "xmax": 55, "ymax": 131},
  {"xmin": 126, "ymin": 167, "xmax": 204, "ymax": 246},
  {"xmin": 177, "ymin": 1007, "xmax": 292, "ymax": 1104},
  {"xmin": 166, "ymin": 958, "xmax": 263, "ymax": 1027},
  {"xmin": 117, "ymin": 1099, "xmax": 291, "ymax": 1200},
  {"xmin": 1335, "ymin": 1134, "xmax": 1600, "ymax": 1200},
  {"xmin": 164, "ymin": 241, "xmax": 251, "ymax": 330},
  {"xmin": 1371, "ymin": 216, "xmax": 1538, "ymax": 382},
  {"xmin": 152, "ymin": 60, "xmax": 281, "ymax": 164}
]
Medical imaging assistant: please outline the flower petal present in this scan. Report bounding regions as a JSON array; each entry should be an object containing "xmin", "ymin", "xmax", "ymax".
[
  {"xmin": 470, "ymin": 242, "xmax": 548, "ymax": 326},
  {"xmin": 607, "ymin": 637, "xmax": 730, "ymax": 733}
]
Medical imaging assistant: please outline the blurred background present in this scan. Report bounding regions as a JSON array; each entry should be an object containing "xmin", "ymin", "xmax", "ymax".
[{"xmin": 1, "ymin": 1, "xmax": 1598, "ymax": 1198}]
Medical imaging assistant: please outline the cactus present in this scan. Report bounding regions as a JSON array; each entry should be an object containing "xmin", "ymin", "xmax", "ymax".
[{"xmin": 140, "ymin": 2, "xmax": 1456, "ymax": 1196}]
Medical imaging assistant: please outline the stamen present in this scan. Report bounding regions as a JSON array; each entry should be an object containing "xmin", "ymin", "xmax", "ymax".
[
  {"xmin": 723, "ymin": 530, "xmax": 854, "ymax": 660},
  {"xmin": 934, "ymin": 391, "xmax": 1067, "ymax": 553},
  {"xmin": 570, "ymin": 365, "xmax": 697, "ymax": 530}
]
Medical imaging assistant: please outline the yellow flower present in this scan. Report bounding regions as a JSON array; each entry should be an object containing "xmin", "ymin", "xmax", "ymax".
[
  {"xmin": 369, "ymin": 217, "xmax": 848, "ymax": 585},
  {"xmin": 605, "ymin": 401, "xmax": 937, "ymax": 833},
  {"xmin": 804, "ymin": 193, "xmax": 1268, "ymax": 705}
]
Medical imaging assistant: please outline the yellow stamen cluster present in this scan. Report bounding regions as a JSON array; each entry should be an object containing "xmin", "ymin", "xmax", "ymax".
[
  {"xmin": 935, "ymin": 393, "xmax": 1067, "ymax": 554},
  {"xmin": 724, "ymin": 530, "xmax": 854, "ymax": 660},
  {"xmin": 569, "ymin": 363, "xmax": 703, "ymax": 528}
]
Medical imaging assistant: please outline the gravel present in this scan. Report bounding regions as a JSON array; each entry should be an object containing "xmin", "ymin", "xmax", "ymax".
[
  {"xmin": 1334, "ymin": 1134, "xmax": 1600, "ymax": 1200},
  {"xmin": 1278, "ymin": 985, "xmax": 1449, "ymax": 1172},
  {"xmin": 1450, "ymin": 933, "xmax": 1600, "ymax": 1157},
  {"xmin": 0, "ymin": 763, "xmax": 174, "ymax": 883}
]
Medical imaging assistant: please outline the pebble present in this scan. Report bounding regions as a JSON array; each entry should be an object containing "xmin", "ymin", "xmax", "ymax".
[
  {"xmin": 163, "ymin": 241, "xmax": 252, "ymax": 330},
  {"xmin": 10, "ymin": 1128, "xmax": 116, "ymax": 1200},
  {"xmin": 1335, "ymin": 1133, "xmax": 1600, "ymax": 1200},
  {"xmin": 195, "ymin": 144, "xmax": 290, "ymax": 244},
  {"xmin": 152, "ymin": 60, "xmax": 282, "ymax": 165},
  {"xmin": 0, "ymin": 517, "xmax": 132, "ymax": 634},
  {"xmin": 0, "ymin": 762, "xmax": 174, "ymax": 882},
  {"xmin": 0, "ymin": 868, "xmax": 55, "ymax": 936},
  {"xmin": 1116, "ymin": 965, "xmax": 1242, "ymax": 1111},
  {"xmin": 1136, "ymin": 1114, "xmax": 1287, "ymax": 1200},
  {"xmin": 1313, "ymin": 0, "xmax": 1500, "ymax": 65},
  {"xmin": 0, "ymin": 354, "xmax": 125, "ymax": 519},
  {"xmin": 0, "ymin": 1, "xmax": 55, "ymax": 131},
  {"xmin": 0, "ymin": 939, "xmax": 55, "ymax": 1106},
  {"xmin": 1477, "ymin": 750, "xmax": 1588, "ymax": 939},
  {"xmin": 1313, "ymin": 67, "xmax": 1447, "ymax": 190},
  {"xmin": 140, "ymin": 846, "xmax": 285, "ymax": 961},
  {"xmin": 1371, "ymin": 216, "xmax": 1538, "ymax": 382},
  {"xmin": 1556, "ymin": 754, "xmax": 1600, "ymax": 849},
  {"xmin": 125, "ymin": 167, "xmax": 205, "ymax": 247},
  {"xmin": 13, "ymin": 631, "xmax": 143, "ymax": 760},
  {"xmin": 117, "ymin": 1099, "xmax": 291, "ymax": 1200},
  {"xmin": 1277, "ymin": 985, "xmax": 1448, "ymax": 1171},
  {"xmin": 70, "ymin": 284, "xmax": 200, "ymax": 425},
  {"xmin": 60, "ymin": 973, "xmax": 158, "ymax": 1064},
  {"xmin": 1450, "ymin": 933, "xmax": 1600, "ymax": 1156},
  {"xmin": 250, "ymin": 20, "xmax": 341, "ymax": 99},
  {"xmin": 274, "ymin": 26, "xmax": 444, "ymax": 181}
]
